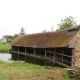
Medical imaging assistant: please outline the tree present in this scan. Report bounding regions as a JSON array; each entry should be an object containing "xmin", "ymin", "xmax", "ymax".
[
  {"xmin": 58, "ymin": 16, "xmax": 76, "ymax": 30},
  {"xmin": 14, "ymin": 34, "xmax": 19, "ymax": 38},
  {"xmin": 19, "ymin": 27, "xmax": 25, "ymax": 35},
  {"xmin": 7, "ymin": 39, "xmax": 12, "ymax": 43}
]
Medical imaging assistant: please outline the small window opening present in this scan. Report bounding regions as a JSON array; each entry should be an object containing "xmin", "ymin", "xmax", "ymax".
[
  {"xmin": 68, "ymin": 29, "xmax": 76, "ymax": 36},
  {"xmin": 68, "ymin": 26, "xmax": 80, "ymax": 36}
]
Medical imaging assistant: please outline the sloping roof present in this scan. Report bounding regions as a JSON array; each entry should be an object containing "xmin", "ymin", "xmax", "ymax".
[
  {"xmin": 3, "ymin": 35, "xmax": 14, "ymax": 40},
  {"xmin": 11, "ymin": 25, "xmax": 80, "ymax": 48}
]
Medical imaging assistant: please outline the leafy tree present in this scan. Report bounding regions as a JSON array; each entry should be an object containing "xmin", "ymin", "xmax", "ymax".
[
  {"xmin": 7, "ymin": 39, "xmax": 12, "ymax": 43},
  {"xmin": 14, "ymin": 34, "xmax": 19, "ymax": 38},
  {"xmin": 19, "ymin": 27, "xmax": 25, "ymax": 35},
  {"xmin": 58, "ymin": 16, "xmax": 76, "ymax": 30}
]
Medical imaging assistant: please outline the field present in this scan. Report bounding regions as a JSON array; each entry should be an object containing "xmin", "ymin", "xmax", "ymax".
[
  {"xmin": 0, "ymin": 42, "xmax": 11, "ymax": 53},
  {"xmin": 0, "ymin": 60, "xmax": 72, "ymax": 80}
]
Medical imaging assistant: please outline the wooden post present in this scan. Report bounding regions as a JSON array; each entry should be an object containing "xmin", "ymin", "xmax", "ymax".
[
  {"xmin": 34, "ymin": 48, "xmax": 36, "ymax": 56},
  {"xmin": 71, "ymin": 49, "xmax": 74, "ymax": 68},
  {"xmin": 18, "ymin": 46, "xmax": 19, "ymax": 60},
  {"xmin": 45, "ymin": 49, "xmax": 46, "ymax": 59},
  {"xmin": 45, "ymin": 49, "xmax": 47, "ymax": 66},
  {"xmin": 34, "ymin": 48, "xmax": 36, "ymax": 63},
  {"xmin": 53, "ymin": 49, "xmax": 56, "ymax": 64},
  {"xmin": 62, "ymin": 48, "xmax": 63, "ymax": 63},
  {"xmin": 25, "ymin": 47, "xmax": 26, "ymax": 61}
]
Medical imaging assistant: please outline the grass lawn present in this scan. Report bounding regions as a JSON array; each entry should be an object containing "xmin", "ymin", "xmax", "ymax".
[
  {"xmin": 0, "ymin": 42, "xmax": 75, "ymax": 80},
  {"xmin": 0, "ymin": 42, "xmax": 11, "ymax": 53},
  {"xmin": 0, "ymin": 60, "xmax": 73, "ymax": 80}
]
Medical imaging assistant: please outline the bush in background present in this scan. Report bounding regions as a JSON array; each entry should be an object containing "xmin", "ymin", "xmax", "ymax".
[{"xmin": 7, "ymin": 39, "xmax": 12, "ymax": 43}]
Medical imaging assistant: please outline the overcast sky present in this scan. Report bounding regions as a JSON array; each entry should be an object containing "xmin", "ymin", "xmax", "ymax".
[{"xmin": 0, "ymin": 0, "xmax": 80, "ymax": 38}]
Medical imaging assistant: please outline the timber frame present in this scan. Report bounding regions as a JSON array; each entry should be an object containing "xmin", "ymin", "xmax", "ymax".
[
  {"xmin": 11, "ymin": 25, "xmax": 80, "ymax": 68},
  {"xmin": 11, "ymin": 46, "xmax": 73, "ymax": 68}
]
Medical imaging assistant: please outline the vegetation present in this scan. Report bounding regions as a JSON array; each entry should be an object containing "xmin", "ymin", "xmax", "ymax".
[
  {"xmin": 0, "ymin": 42, "xmax": 11, "ymax": 53},
  {"xmin": 14, "ymin": 34, "xmax": 19, "ymax": 38},
  {"xmin": 0, "ymin": 60, "xmax": 72, "ymax": 80},
  {"xmin": 58, "ymin": 16, "xmax": 76, "ymax": 30},
  {"xmin": 7, "ymin": 39, "xmax": 12, "ymax": 43}
]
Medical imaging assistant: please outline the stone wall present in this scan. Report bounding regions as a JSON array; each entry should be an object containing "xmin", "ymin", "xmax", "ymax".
[
  {"xmin": 69, "ymin": 31, "xmax": 80, "ymax": 67},
  {"xmin": 72, "ymin": 48, "xmax": 80, "ymax": 67}
]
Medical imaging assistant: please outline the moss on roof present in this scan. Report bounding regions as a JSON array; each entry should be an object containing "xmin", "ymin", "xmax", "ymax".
[{"xmin": 11, "ymin": 26, "xmax": 80, "ymax": 48}]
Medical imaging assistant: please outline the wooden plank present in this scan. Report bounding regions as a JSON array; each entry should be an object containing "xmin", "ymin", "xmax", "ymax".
[
  {"xmin": 56, "ymin": 52, "xmax": 72, "ymax": 57},
  {"xmin": 45, "ymin": 49, "xmax": 46, "ymax": 59},
  {"xmin": 46, "ymin": 51, "xmax": 55, "ymax": 53},
  {"xmin": 12, "ymin": 51, "xmax": 45, "ymax": 60},
  {"xmin": 56, "ymin": 61, "xmax": 71, "ymax": 68},
  {"xmin": 53, "ymin": 49, "xmax": 56, "ymax": 64},
  {"xmin": 63, "ymin": 54, "xmax": 72, "ymax": 58},
  {"xmin": 25, "ymin": 47, "xmax": 26, "ymax": 61},
  {"xmin": 62, "ymin": 49, "xmax": 63, "ymax": 63},
  {"xmin": 34, "ymin": 48, "xmax": 36, "ymax": 56},
  {"xmin": 45, "ymin": 57, "xmax": 53, "ymax": 62},
  {"xmin": 18, "ymin": 47, "xmax": 19, "ymax": 59}
]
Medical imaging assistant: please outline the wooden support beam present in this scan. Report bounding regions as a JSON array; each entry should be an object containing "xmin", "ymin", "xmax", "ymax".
[
  {"xmin": 25, "ymin": 47, "xmax": 27, "ymax": 61},
  {"xmin": 34, "ymin": 48, "xmax": 36, "ymax": 63},
  {"xmin": 45, "ymin": 49, "xmax": 46, "ymax": 59},
  {"xmin": 53, "ymin": 49, "xmax": 56, "ymax": 64},
  {"xmin": 56, "ymin": 61, "xmax": 71, "ymax": 68},
  {"xmin": 18, "ymin": 47, "xmax": 19, "ymax": 60},
  {"xmin": 46, "ymin": 51, "xmax": 55, "ymax": 53},
  {"xmin": 45, "ymin": 49, "xmax": 47, "ymax": 66},
  {"xmin": 62, "ymin": 48, "xmax": 63, "ymax": 63},
  {"xmin": 71, "ymin": 49, "xmax": 73, "ymax": 68},
  {"xmin": 34, "ymin": 48, "xmax": 36, "ymax": 56},
  {"xmin": 56, "ymin": 52, "xmax": 71, "ymax": 57}
]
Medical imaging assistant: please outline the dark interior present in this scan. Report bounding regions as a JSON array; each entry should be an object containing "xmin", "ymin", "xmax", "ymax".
[{"xmin": 12, "ymin": 46, "xmax": 73, "ymax": 67}]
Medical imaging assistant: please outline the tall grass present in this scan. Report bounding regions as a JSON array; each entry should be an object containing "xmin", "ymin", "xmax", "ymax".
[
  {"xmin": 0, "ymin": 60, "xmax": 72, "ymax": 80},
  {"xmin": 0, "ymin": 42, "xmax": 11, "ymax": 53}
]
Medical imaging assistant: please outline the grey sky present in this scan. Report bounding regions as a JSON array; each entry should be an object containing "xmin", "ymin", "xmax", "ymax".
[{"xmin": 0, "ymin": 0, "xmax": 80, "ymax": 38}]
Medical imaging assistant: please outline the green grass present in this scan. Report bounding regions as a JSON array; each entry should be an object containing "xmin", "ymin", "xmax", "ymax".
[
  {"xmin": 0, "ymin": 42, "xmax": 11, "ymax": 53},
  {"xmin": 0, "ymin": 60, "xmax": 72, "ymax": 80}
]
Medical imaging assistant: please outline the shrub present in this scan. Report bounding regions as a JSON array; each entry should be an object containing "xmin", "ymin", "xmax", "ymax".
[{"xmin": 7, "ymin": 39, "xmax": 12, "ymax": 43}]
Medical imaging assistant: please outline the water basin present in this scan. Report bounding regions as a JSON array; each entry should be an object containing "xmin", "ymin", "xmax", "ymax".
[{"xmin": 0, "ymin": 53, "xmax": 11, "ymax": 62}]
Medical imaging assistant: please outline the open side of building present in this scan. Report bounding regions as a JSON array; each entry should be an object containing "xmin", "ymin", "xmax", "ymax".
[{"xmin": 11, "ymin": 25, "xmax": 80, "ymax": 68}]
